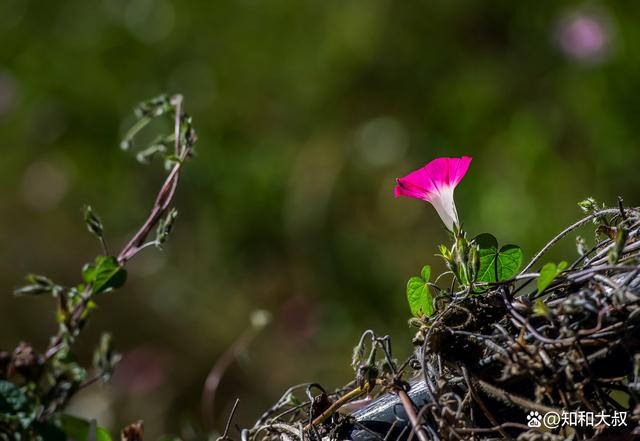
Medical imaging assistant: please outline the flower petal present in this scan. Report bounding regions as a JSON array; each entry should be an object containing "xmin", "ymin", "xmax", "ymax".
[
  {"xmin": 448, "ymin": 156, "xmax": 472, "ymax": 187},
  {"xmin": 393, "ymin": 168, "xmax": 437, "ymax": 199},
  {"xmin": 422, "ymin": 157, "xmax": 451, "ymax": 190},
  {"xmin": 422, "ymin": 156, "xmax": 472, "ymax": 189},
  {"xmin": 394, "ymin": 178, "xmax": 433, "ymax": 201},
  {"xmin": 393, "ymin": 156, "xmax": 471, "ymax": 230},
  {"xmin": 429, "ymin": 186, "xmax": 459, "ymax": 231}
]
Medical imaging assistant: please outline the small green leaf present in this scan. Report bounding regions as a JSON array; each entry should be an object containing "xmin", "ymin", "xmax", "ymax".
[
  {"xmin": 351, "ymin": 342, "xmax": 365, "ymax": 369},
  {"xmin": 536, "ymin": 261, "xmax": 567, "ymax": 294},
  {"xmin": 407, "ymin": 265, "xmax": 433, "ymax": 317},
  {"xmin": 532, "ymin": 299, "xmax": 551, "ymax": 317},
  {"xmin": 608, "ymin": 227, "xmax": 629, "ymax": 265},
  {"xmin": 437, "ymin": 244, "xmax": 451, "ymax": 260},
  {"xmin": 287, "ymin": 392, "xmax": 302, "ymax": 406},
  {"xmin": 136, "ymin": 142, "xmax": 167, "ymax": 164},
  {"xmin": 60, "ymin": 415, "xmax": 112, "ymax": 441},
  {"xmin": 83, "ymin": 205, "xmax": 104, "ymax": 240},
  {"xmin": 14, "ymin": 274, "xmax": 60, "ymax": 296},
  {"xmin": 537, "ymin": 263, "xmax": 557, "ymax": 294},
  {"xmin": 82, "ymin": 256, "xmax": 127, "ymax": 294},
  {"xmin": 421, "ymin": 265, "xmax": 431, "ymax": 282},
  {"xmin": 92, "ymin": 333, "xmax": 121, "ymax": 382},
  {"xmin": 578, "ymin": 197, "xmax": 597, "ymax": 213},
  {"xmin": 155, "ymin": 208, "xmax": 178, "ymax": 249},
  {"xmin": 0, "ymin": 381, "xmax": 28, "ymax": 414}
]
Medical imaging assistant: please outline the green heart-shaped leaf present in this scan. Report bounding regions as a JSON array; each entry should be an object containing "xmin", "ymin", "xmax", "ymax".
[
  {"xmin": 474, "ymin": 233, "xmax": 523, "ymax": 283},
  {"xmin": 407, "ymin": 265, "xmax": 433, "ymax": 317}
]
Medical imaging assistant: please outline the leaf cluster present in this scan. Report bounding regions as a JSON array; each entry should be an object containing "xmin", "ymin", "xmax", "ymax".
[
  {"xmin": 407, "ymin": 230, "xmax": 523, "ymax": 318},
  {"xmin": 1, "ymin": 95, "xmax": 197, "ymax": 440}
]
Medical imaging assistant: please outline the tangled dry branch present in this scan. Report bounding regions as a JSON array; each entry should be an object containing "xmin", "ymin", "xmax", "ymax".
[{"xmin": 244, "ymin": 206, "xmax": 640, "ymax": 441}]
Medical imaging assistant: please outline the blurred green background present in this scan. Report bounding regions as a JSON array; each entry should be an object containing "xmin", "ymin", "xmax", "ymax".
[{"xmin": 1, "ymin": 0, "xmax": 639, "ymax": 437}]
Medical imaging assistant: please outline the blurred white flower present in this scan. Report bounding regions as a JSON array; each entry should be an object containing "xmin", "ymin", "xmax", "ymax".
[
  {"xmin": 354, "ymin": 116, "xmax": 408, "ymax": 167},
  {"xmin": 20, "ymin": 160, "xmax": 69, "ymax": 212}
]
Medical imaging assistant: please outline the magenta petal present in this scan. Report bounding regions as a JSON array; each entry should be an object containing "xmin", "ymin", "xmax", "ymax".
[
  {"xmin": 394, "ymin": 178, "xmax": 433, "ymax": 201},
  {"xmin": 394, "ymin": 156, "xmax": 472, "ymax": 198},
  {"xmin": 404, "ymin": 168, "xmax": 438, "ymax": 193},
  {"xmin": 421, "ymin": 156, "xmax": 472, "ymax": 189},
  {"xmin": 393, "ymin": 156, "xmax": 472, "ymax": 230},
  {"xmin": 423, "ymin": 157, "xmax": 451, "ymax": 189},
  {"xmin": 448, "ymin": 156, "xmax": 472, "ymax": 187}
]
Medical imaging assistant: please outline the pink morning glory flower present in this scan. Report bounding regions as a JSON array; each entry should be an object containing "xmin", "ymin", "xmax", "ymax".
[{"xmin": 394, "ymin": 156, "xmax": 472, "ymax": 231}]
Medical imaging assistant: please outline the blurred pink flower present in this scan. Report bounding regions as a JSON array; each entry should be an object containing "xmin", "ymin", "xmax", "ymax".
[
  {"xmin": 394, "ymin": 156, "xmax": 471, "ymax": 231},
  {"xmin": 113, "ymin": 346, "xmax": 172, "ymax": 395},
  {"xmin": 556, "ymin": 9, "xmax": 613, "ymax": 63}
]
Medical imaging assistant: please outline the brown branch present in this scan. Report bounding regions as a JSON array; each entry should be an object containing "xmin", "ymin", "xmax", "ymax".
[
  {"xmin": 202, "ymin": 327, "xmax": 260, "ymax": 430},
  {"xmin": 397, "ymin": 388, "xmax": 429, "ymax": 441},
  {"xmin": 461, "ymin": 365, "xmax": 512, "ymax": 440},
  {"xmin": 303, "ymin": 386, "xmax": 365, "ymax": 431},
  {"xmin": 45, "ymin": 94, "xmax": 195, "ymax": 361},
  {"xmin": 118, "ymin": 94, "xmax": 188, "ymax": 264}
]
